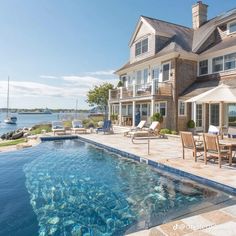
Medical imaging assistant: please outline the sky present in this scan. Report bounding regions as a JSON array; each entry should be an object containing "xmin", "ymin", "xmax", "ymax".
[{"xmin": 0, "ymin": 0, "xmax": 236, "ymax": 109}]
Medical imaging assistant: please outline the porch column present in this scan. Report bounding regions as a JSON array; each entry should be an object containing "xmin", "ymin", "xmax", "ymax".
[
  {"xmin": 108, "ymin": 103, "xmax": 111, "ymax": 120},
  {"xmin": 151, "ymin": 98, "xmax": 155, "ymax": 117},
  {"xmin": 151, "ymin": 79, "xmax": 155, "ymax": 96},
  {"xmin": 132, "ymin": 101, "xmax": 136, "ymax": 127},
  {"xmin": 119, "ymin": 102, "xmax": 122, "ymax": 125}
]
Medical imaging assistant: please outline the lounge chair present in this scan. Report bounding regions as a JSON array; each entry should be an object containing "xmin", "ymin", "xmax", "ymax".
[
  {"xmin": 96, "ymin": 120, "xmax": 113, "ymax": 134},
  {"xmin": 180, "ymin": 132, "xmax": 204, "ymax": 162},
  {"xmin": 130, "ymin": 121, "xmax": 160, "ymax": 142},
  {"xmin": 124, "ymin": 120, "xmax": 146, "ymax": 136},
  {"xmin": 203, "ymin": 133, "xmax": 232, "ymax": 168},
  {"xmin": 228, "ymin": 126, "xmax": 236, "ymax": 138},
  {"xmin": 52, "ymin": 121, "xmax": 65, "ymax": 135},
  {"xmin": 71, "ymin": 120, "xmax": 87, "ymax": 134}
]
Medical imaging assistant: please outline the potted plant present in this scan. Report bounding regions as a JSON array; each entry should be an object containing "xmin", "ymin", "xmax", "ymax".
[{"xmin": 187, "ymin": 119, "xmax": 195, "ymax": 134}]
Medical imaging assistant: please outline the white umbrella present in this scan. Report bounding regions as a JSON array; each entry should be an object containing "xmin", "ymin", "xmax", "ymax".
[
  {"xmin": 185, "ymin": 83, "xmax": 236, "ymax": 138},
  {"xmin": 185, "ymin": 84, "xmax": 236, "ymax": 103}
]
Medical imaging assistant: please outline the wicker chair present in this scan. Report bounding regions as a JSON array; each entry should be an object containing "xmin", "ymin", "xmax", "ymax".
[
  {"xmin": 203, "ymin": 133, "xmax": 232, "ymax": 168},
  {"xmin": 180, "ymin": 132, "xmax": 204, "ymax": 162}
]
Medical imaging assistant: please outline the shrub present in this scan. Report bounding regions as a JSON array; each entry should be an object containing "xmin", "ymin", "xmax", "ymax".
[
  {"xmin": 151, "ymin": 113, "xmax": 163, "ymax": 123},
  {"xmin": 30, "ymin": 124, "xmax": 52, "ymax": 135},
  {"xmin": 171, "ymin": 130, "xmax": 178, "ymax": 135},
  {"xmin": 187, "ymin": 120, "xmax": 195, "ymax": 129},
  {"xmin": 160, "ymin": 128, "xmax": 171, "ymax": 134}
]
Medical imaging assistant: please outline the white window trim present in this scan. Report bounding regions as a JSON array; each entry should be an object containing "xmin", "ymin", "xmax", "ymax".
[
  {"xmin": 227, "ymin": 20, "xmax": 236, "ymax": 35},
  {"xmin": 178, "ymin": 100, "xmax": 186, "ymax": 116},
  {"xmin": 212, "ymin": 56, "xmax": 224, "ymax": 74},
  {"xmin": 224, "ymin": 53, "xmax": 236, "ymax": 72},
  {"xmin": 198, "ymin": 59, "xmax": 209, "ymax": 76},
  {"xmin": 135, "ymin": 37, "xmax": 149, "ymax": 57},
  {"xmin": 161, "ymin": 61, "xmax": 171, "ymax": 82},
  {"xmin": 154, "ymin": 101, "xmax": 167, "ymax": 117}
]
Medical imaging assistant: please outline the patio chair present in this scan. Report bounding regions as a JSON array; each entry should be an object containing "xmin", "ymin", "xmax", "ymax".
[
  {"xmin": 52, "ymin": 121, "xmax": 65, "ymax": 135},
  {"xmin": 130, "ymin": 121, "xmax": 160, "ymax": 142},
  {"xmin": 203, "ymin": 133, "xmax": 232, "ymax": 168},
  {"xmin": 96, "ymin": 120, "xmax": 113, "ymax": 134},
  {"xmin": 71, "ymin": 120, "xmax": 87, "ymax": 134},
  {"xmin": 180, "ymin": 132, "xmax": 204, "ymax": 162},
  {"xmin": 124, "ymin": 120, "xmax": 146, "ymax": 136}
]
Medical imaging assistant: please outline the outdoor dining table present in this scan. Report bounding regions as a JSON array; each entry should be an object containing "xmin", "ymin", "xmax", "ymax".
[{"xmin": 219, "ymin": 138, "xmax": 236, "ymax": 161}]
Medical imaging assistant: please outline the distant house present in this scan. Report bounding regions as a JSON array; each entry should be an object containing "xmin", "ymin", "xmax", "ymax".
[{"xmin": 108, "ymin": 1, "xmax": 236, "ymax": 132}]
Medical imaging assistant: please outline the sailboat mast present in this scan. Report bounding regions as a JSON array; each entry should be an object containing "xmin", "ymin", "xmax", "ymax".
[{"xmin": 6, "ymin": 77, "xmax": 9, "ymax": 116}]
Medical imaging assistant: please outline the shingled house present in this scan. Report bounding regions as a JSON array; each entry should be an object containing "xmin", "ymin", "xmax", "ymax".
[{"xmin": 108, "ymin": 1, "xmax": 236, "ymax": 132}]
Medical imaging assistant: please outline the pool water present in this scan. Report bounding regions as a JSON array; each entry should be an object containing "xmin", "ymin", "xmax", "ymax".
[{"xmin": 0, "ymin": 140, "xmax": 235, "ymax": 236}]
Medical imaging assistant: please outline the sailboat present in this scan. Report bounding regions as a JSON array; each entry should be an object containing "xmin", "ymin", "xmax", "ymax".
[{"xmin": 4, "ymin": 77, "xmax": 17, "ymax": 124}]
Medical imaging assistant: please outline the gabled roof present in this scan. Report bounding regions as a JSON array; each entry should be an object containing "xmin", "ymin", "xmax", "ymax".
[
  {"xmin": 142, "ymin": 16, "xmax": 193, "ymax": 52},
  {"xmin": 200, "ymin": 36, "xmax": 236, "ymax": 55},
  {"xmin": 193, "ymin": 8, "xmax": 236, "ymax": 53}
]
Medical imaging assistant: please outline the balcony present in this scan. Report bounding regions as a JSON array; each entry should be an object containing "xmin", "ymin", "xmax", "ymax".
[{"xmin": 109, "ymin": 80, "xmax": 172, "ymax": 101}]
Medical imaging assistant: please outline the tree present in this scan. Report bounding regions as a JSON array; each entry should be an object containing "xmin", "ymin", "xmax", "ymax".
[{"xmin": 86, "ymin": 83, "xmax": 114, "ymax": 118}]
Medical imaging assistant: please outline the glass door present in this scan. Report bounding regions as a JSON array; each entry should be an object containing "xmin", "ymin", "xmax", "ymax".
[
  {"xmin": 195, "ymin": 104, "xmax": 203, "ymax": 131},
  {"xmin": 210, "ymin": 104, "xmax": 220, "ymax": 126},
  {"xmin": 228, "ymin": 104, "xmax": 236, "ymax": 126}
]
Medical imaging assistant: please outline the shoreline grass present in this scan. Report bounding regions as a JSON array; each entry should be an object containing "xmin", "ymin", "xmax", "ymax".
[{"xmin": 0, "ymin": 138, "xmax": 27, "ymax": 147}]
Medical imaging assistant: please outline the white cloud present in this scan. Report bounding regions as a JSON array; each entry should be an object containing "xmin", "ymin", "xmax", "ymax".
[
  {"xmin": 87, "ymin": 70, "xmax": 115, "ymax": 76},
  {"xmin": 39, "ymin": 75, "xmax": 59, "ymax": 80}
]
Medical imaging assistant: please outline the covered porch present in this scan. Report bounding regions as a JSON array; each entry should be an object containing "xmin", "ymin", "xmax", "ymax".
[{"xmin": 108, "ymin": 99, "xmax": 168, "ymax": 127}]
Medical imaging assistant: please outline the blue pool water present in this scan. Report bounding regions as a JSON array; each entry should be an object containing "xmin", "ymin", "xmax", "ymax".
[{"xmin": 0, "ymin": 140, "xmax": 235, "ymax": 236}]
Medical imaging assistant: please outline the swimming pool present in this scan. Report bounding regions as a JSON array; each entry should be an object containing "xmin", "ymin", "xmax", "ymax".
[{"xmin": 0, "ymin": 139, "xmax": 235, "ymax": 236}]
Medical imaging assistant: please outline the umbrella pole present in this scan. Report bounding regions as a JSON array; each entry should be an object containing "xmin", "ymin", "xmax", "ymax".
[{"xmin": 220, "ymin": 101, "xmax": 224, "ymax": 139}]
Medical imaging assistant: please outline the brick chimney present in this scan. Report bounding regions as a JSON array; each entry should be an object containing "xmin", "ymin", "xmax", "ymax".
[{"xmin": 192, "ymin": 1, "xmax": 208, "ymax": 29}]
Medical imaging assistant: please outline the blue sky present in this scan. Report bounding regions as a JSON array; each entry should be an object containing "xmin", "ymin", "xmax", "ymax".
[{"xmin": 0, "ymin": 0, "xmax": 235, "ymax": 109}]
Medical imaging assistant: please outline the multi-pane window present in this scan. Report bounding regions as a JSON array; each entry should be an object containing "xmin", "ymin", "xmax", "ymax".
[
  {"xmin": 212, "ymin": 56, "xmax": 223, "ymax": 73},
  {"xmin": 178, "ymin": 100, "xmax": 186, "ymax": 116},
  {"xmin": 196, "ymin": 104, "xmax": 203, "ymax": 128},
  {"xmin": 199, "ymin": 60, "xmax": 208, "ymax": 75},
  {"xmin": 122, "ymin": 105, "xmax": 127, "ymax": 116},
  {"xmin": 141, "ymin": 104, "xmax": 148, "ymax": 116},
  {"xmin": 229, "ymin": 22, "xmax": 236, "ymax": 34},
  {"xmin": 128, "ymin": 104, "xmax": 132, "ymax": 116},
  {"xmin": 143, "ymin": 69, "xmax": 148, "ymax": 84},
  {"xmin": 155, "ymin": 102, "xmax": 166, "ymax": 116},
  {"xmin": 224, "ymin": 53, "xmax": 236, "ymax": 70},
  {"xmin": 135, "ymin": 38, "xmax": 148, "ymax": 56},
  {"xmin": 136, "ymin": 71, "xmax": 142, "ymax": 84},
  {"xmin": 162, "ymin": 63, "xmax": 170, "ymax": 81},
  {"xmin": 152, "ymin": 67, "xmax": 159, "ymax": 80},
  {"xmin": 210, "ymin": 104, "xmax": 219, "ymax": 126}
]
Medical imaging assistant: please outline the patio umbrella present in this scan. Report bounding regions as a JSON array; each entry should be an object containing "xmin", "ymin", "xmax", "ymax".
[
  {"xmin": 185, "ymin": 84, "xmax": 236, "ymax": 138},
  {"xmin": 185, "ymin": 84, "xmax": 236, "ymax": 103}
]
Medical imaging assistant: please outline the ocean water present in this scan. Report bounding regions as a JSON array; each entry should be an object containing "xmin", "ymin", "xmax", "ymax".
[
  {"xmin": 0, "ymin": 139, "xmax": 235, "ymax": 236},
  {"xmin": 0, "ymin": 113, "xmax": 88, "ymax": 135}
]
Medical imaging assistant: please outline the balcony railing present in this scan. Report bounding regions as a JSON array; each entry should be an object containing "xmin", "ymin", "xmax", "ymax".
[
  {"xmin": 109, "ymin": 89, "xmax": 120, "ymax": 101},
  {"xmin": 109, "ymin": 80, "xmax": 172, "ymax": 101}
]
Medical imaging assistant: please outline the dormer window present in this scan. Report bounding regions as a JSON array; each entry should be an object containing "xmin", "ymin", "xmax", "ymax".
[
  {"xmin": 229, "ymin": 21, "xmax": 236, "ymax": 34},
  {"xmin": 135, "ymin": 38, "xmax": 148, "ymax": 56}
]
